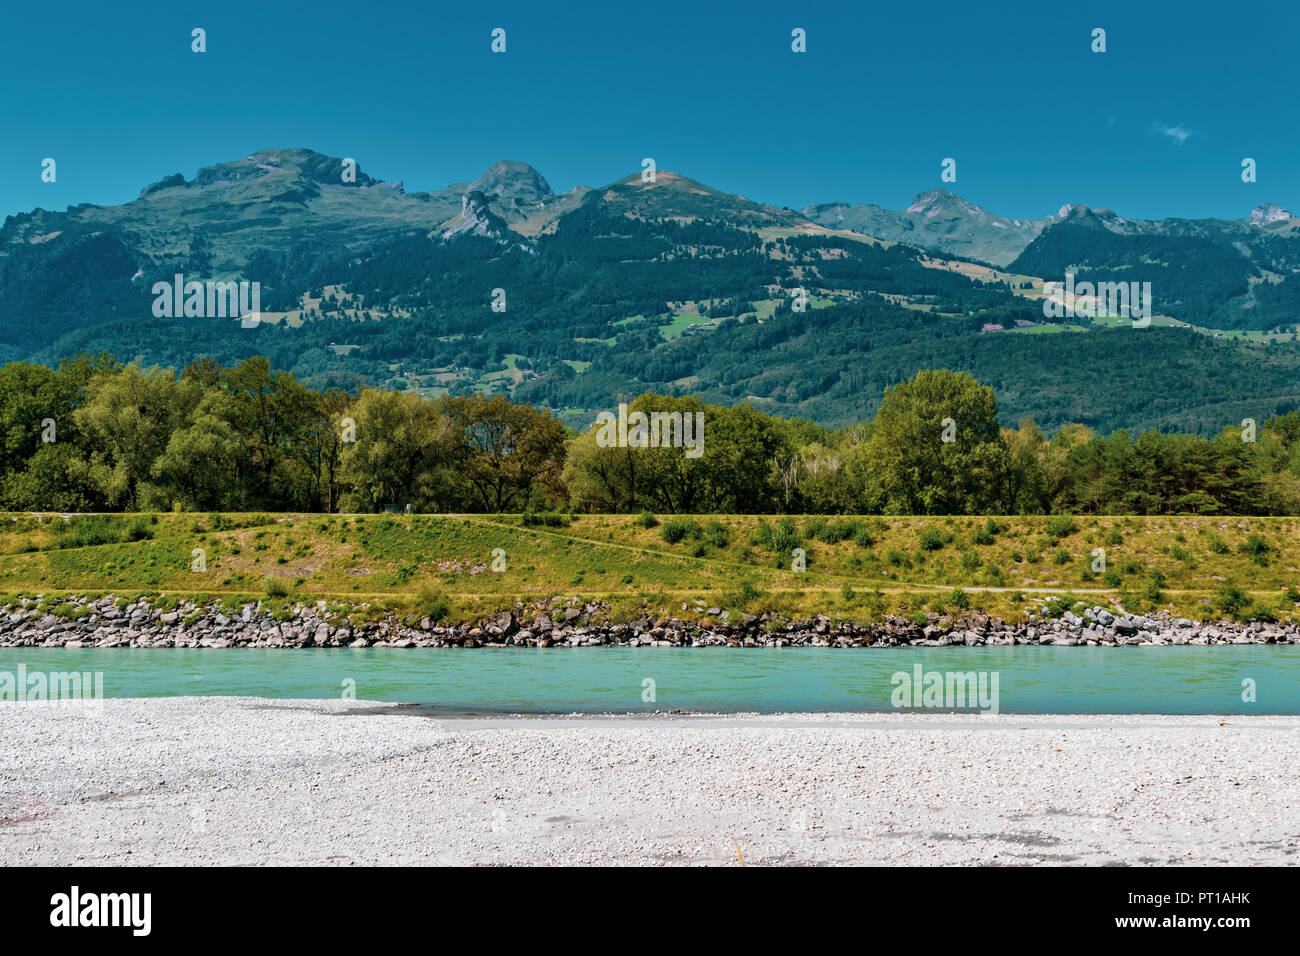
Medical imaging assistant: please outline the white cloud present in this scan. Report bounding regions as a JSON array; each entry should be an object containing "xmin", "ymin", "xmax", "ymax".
[{"xmin": 1153, "ymin": 122, "xmax": 1193, "ymax": 145}]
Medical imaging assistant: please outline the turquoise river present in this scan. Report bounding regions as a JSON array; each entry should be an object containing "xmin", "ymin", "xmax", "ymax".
[{"xmin": 2, "ymin": 646, "xmax": 1298, "ymax": 713}]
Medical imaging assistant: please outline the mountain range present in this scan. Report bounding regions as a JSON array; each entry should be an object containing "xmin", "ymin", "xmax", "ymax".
[{"xmin": 2, "ymin": 147, "xmax": 1299, "ymax": 435}]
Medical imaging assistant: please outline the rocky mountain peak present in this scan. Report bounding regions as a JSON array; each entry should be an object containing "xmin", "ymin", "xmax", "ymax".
[
  {"xmin": 190, "ymin": 149, "xmax": 379, "ymax": 191},
  {"xmin": 1247, "ymin": 202, "xmax": 1294, "ymax": 226},
  {"xmin": 468, "ymin": 161, "xmax": 554, "ymax": 203},
  {"xmin": 906, "ymin": 188, "xmax": 966, "ymax": 215}
]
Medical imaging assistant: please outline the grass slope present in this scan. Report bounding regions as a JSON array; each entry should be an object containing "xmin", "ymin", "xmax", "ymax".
[{"xmin": 0, "ymin": 513, "xmax": 1297, "ymax": 627}]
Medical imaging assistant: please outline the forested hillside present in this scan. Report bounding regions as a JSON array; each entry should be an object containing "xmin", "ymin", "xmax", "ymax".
[{"xmin": 3, "ymin": 148, "xmax": 1299, "ymax": 436}]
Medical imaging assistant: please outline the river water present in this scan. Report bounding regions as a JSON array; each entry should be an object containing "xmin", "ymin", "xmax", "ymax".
[{"xmin": 2, "ymin": 646, "xmax": 1297, "ymax": 714}]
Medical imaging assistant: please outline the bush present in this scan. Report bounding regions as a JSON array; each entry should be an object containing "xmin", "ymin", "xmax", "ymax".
[
  {"xmin": 918, "ymin": 527, "xmax": 945, "ymax": 551},
  {"xmin": 521, "ymin": 510, "xmax": 569, "ymax": 527},
  {"xmin": 753, "ymin": 517, "xmax": 801, "ymax": 555},
  {"xmin": 1247, "ymin": 600, "xmax": 1276, "ymax": 623},
  {"xmin": 1046, "ymin": 515, "xmax": 1077, "ymax": 539},
  {"xmin": 950, "ymin": 587, "xmax": 968, "ymax": 608},
  {"xmin": 415, "ymin": 583, "xmax": 451, "ymax": 622},
  {"xmin": 661, "ymin": 517, "xmax": 703, "ymax": 544},
  {"xmin": 1040, "ymin": 595, "xmax": 1072, "ymax": 618},
  {"xmin": 634, "ymin": 511, "xmax": 659, "ymax": 529},
  {"xmin": 811, "ymin": 519, "xmax": 857, "ymax": 544},
  {"xmin": 263, "ymin": 577, "xmax": 289, "ymax": 599},
  {"xmin": 853, "ymin": 525, "xmax": 876, "ymax": 548},
  {"xmin": 1213, "ymin": 584, "xmax": 1249, "ymax": 617},
  {"xmin": 1239, "ymin": 533, "xmax": 1272, "ymax": 566},
  {"xmin": 47, "ymin": 516, "xmax": 128, "ymax": 549},
  {"xmin": 703, "ymin": 519, "xmax": 730, "ymax": 549},
  {"xmin": 725, "ymin": 579, "xmax": 764, "ymax": 609}
]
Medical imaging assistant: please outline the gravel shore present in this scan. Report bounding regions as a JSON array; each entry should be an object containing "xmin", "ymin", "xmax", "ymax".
[{"xmin": 2, "ymin": 698, "xmax": 1297, "ymax": 866}]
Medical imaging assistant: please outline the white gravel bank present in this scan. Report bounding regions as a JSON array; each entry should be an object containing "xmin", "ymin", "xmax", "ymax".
[{"xmin": 1, "ymin": 698, "xmax": 1296, "ymax": 866}]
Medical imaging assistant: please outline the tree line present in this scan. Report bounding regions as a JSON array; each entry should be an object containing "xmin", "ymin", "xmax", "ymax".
[{"xmin": 2, "ymin": 356, "xmax": 1298, "ymax": 516}]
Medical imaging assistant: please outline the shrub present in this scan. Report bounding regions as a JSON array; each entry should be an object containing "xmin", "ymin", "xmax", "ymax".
[
  {"xmin": 853, "ymin": 525, "xmax": 876, "ymax": 548},
  {"xmin": 918, "ymin": 527, "xmax": 945, "ymax": 551},
  {"xmin": 1239, "ymin": 533, "xmax": 1272, "ymax": 566},
  {"xmin": 521, "ymin": 510, "xmax": 569, "ymax": 527},
  {"xmin": 1213, "ymin": 584, "xmax": 1249, "ymax": 617},
  {"xmin": 47, "ymin": 516, "xmax": 128, "ymax": 549},
  {"xmin": 725, "ymin": 579, "xmax": 764, "ymax": 609},
  {"xmin": 634, "ymin": 511, "xmax": 659, "ymax": 529},
  {"xmin": 1046, "ymin": 515, "xmax": 1077, "ymax": 539},
  {"xmin": 263, "ymin": 577, "xmax": 289, "ymax": 599},
  {"xmin": 885, "ymin": 549, "xmax": 912, "ymax": 568},
  {"xmin": 415, "ymin": 583, "xmax": 451, "ymax": 622},
  {"xmin": 661, "ymin": 517, "xmax": 703, "ymax": 544},
  {"xmin": 703, "ymin": 519, "xmax": 730, "ymax": 549},
  {"xmin": 753, "ymin": 517, "xmax": 801, "ymax": 555},
  {"xmin": 1040, "ymin": 595, "xmax": 1072, "ymax": 618},
  {"xmin": 1247, "ymin": 600, "xmax": 1276, "ymax": 623},
  {"xmin": 950, "ymin": 587, "xmax": 968, "ymax": 608},
  {"xmin": 813, "ymin": 519, "xmax": 858, "ymax": 544}
]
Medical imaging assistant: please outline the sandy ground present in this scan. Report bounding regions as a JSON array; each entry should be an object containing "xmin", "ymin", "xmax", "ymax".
[{"xmin": 1, "ymin": 698, "xmax": 1296, "ymax": 866}]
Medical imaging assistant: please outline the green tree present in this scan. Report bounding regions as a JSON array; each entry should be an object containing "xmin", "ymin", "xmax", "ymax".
[{"xmin": 856, "ymin": 370, "xmax": 1008, "ymax": 514}]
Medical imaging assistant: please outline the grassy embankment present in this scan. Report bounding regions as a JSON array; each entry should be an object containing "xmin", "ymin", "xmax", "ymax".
[{"xmin": 0, "ymin": 511, "xmax": 1294, "ymax": 627}]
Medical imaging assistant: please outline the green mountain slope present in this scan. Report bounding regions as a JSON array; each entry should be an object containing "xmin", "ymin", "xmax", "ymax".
[{"xmin": 4, "ymin": 147, "xmax": 1300, "ymax": 436}]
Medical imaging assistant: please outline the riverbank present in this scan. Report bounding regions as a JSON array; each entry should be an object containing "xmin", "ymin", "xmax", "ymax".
[
  {"xmin": 3, "ymin": 593, "xmax": 1298, "ymax": 649},
  {"xmin": 1, "ymin": 698, "xmax": 1296, "ymax": 865}
]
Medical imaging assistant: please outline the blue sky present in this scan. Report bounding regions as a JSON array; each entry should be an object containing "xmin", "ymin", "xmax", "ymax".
[{"xmin": 1, "ymin": 0, "xmax": 1295, "ymax": 222}]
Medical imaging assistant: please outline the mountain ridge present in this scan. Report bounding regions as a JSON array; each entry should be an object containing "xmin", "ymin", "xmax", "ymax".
[{"xmin": 3, "ymin": 146, "xmax": 1300, "ymax": 436}]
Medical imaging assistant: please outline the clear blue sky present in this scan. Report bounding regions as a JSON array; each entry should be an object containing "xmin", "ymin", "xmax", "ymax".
[{"xmin": 2, "ymin": 0, "xmax": 1295, "ymax": 221}]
